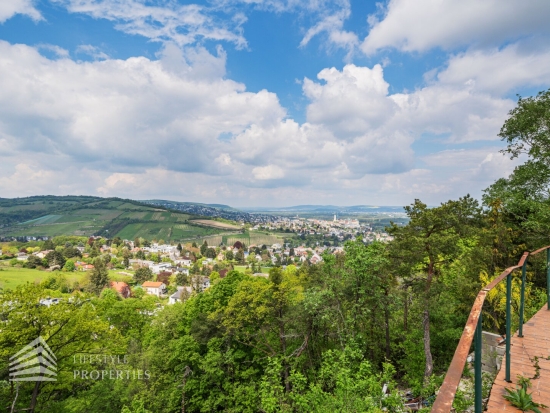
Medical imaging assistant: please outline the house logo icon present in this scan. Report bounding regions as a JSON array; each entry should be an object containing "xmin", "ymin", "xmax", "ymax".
[{"xmin": 9, "ymin": 337, "xmax": 57, "ymax": 382}]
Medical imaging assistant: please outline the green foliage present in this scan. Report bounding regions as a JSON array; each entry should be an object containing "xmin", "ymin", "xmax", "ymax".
[
  {"xmin": 2, "ymin": 92, "xmax": 550, "ymax": 412},
  {"xmin": 484, "ymin": 89, "xmax": 550, "ymax": 243},
  {"xmin": 176, "ymin": 271, "xmax": 189, "ymax": 285},
  {"xmin": 121, "ymin": 400, "xmax": 152, "ymax": 413},
  {"xmin": 134, "ymin": 267, "xmax": 153, "ymax": 284},
  {"xmin": 45, "ymin": 250, "xmax": 66, "ymax": 268},
  {"xmin": 63, "ymin": 259, "xmax": 75, "ymax": 272},
  {"xmin": 41, "ymin": 272, "xmax": 70, "ymax": 292},
  {"xmin": 89, "ymin": 257, "xmax": 110, "ymax": 295},
  {"xmin": 503, "ymin": 376, "xmax": 548, "ymax": 413},
  {"xmin": 0, "ymin": 283, "xmax": 123, "ymax": 412}
]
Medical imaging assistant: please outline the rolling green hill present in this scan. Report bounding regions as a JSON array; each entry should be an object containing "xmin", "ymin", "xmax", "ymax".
[{"xmin": 0, "ymin": 196, "xmax": 242, "ymax": 242}]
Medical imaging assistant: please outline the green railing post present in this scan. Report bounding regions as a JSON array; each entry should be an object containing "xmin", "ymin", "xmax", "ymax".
[
  {"xmin": 547, "ymin": 249, "xmax": 550, "ymax": 310},
  {"xmin": 475, "ymin": 312, "xmax": 483, "ymax": 413},
  {"xmin": 505, "ymin": 272, "xmax": 512, "ymax": 382},
  {"xmin": 519, "ymin": 260, "xmax": 527, "ymax": 337}
]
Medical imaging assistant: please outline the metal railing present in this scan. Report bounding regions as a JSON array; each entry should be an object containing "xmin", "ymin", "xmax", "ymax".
[{"xmin": 431, "ymin": 246, "xmax": 550, "ymax": 413}]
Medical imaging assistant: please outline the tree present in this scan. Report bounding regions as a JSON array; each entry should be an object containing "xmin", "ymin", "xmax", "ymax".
[
  {"xmin": 484, "ymin": 89, "xmax": 550, "ymax": 242},
  {"xmin": 23, "ymin": 255, "xmax": 43, "ymax": 269},
  {"xmin": 0, "ymin": 284, "xmax": 122, "ymax": 413},
  {"xmin": 63, "ymin": 245, "xmax": 81, "ymax": 258},
  {"xmin": 223, "ymin": 267, "xmax": 306, "ymax": 393},
  {"xmin": 206, "ymin": 247, "xmax": 217, "ymax": 259},
  {"xmin": 90, "ymin": 245, "xmax": 100, "ymax": 258},
  {"xmin": 235, "ymin": 248, "xmax": 245, "ymax": 264},
  {"xmin": 45, "ymin": 250, "xmax": 66, "ymax": 268},
  {"xmin": 176, "ymin": 271, "xmax": 189, "ymax": 285},
  {"xmin": 225, "ymin": 250, "xmax": 234, "ymax": 261},
  {"xmin": 89, "ymin": 257, "xmax": 110, "ymax": 295},
  {"xmin": 135, "ymin": 267, "xmax": 154, "ymax": 284},
  {"xmin": 200, "ymin": 241, "xmax": 208, "ymax": 256},
  {"xmin": 43, "ymin": 239, "xmax": 55, "ymax": 250},
  {"xmin": 134, "ymin": 237, "xmax": 141, "ymax": 247},
  {"xmin": 177, "ymin": 243, "xmax": 182, "ymax": 253},
  {"xmin": 121, "ymin": 400, "xmax": 152, "ymax": 413},
  {"xmin": 123, "ymin": 248, "xmax": 131, "ymax": 268},
  {"xmin": 386, "ymin": 196, "xmax": 480, "ymax": 380},
  {"xmin": 63, "ymin": 259, "xmax": 75, "ymax": 272}
]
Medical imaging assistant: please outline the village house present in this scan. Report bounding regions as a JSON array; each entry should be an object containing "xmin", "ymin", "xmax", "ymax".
[
  {"xmin": 174, "ymin": 258, "xmax": 192, "ymax": 267},
  {"xmin": 310, "ymin": 253, "xmax": 323, "ymax": 264},
  {"xmin": 175, "ymin": 267, "xmax": 190, "ymax": 276},
  {"xmin": 74, "ymin": 262, "xmax": 94, "ymax": 271},
  {"xmin": 34, "ymin": 250, "xmax": 53, "ymax": 259},
  {"xmin": 190, "ymin": 275, "xmax": 210, "ymax": 292},
  {"xmin": 129, "ymin": 259, "xmax": 154, "ymax": 268},
  {"xmin": 150, "ymin": 262, "xmax": 172, "ymax": 274},
  {"xmin": 168, "ymin": 286, "xmax": 193, "ymax": 304},
  {"xmin": 110, "ymin": 281, "xmax": 131, "ymax": 298},
  {"xmin": 142, "ymin": 281, "xmax": 166, "ymax": 297}
]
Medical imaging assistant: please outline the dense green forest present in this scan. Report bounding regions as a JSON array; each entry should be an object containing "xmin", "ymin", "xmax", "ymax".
[{"xmin": 1, "ymin": 90, "xmax": 550, "ymax": 412}]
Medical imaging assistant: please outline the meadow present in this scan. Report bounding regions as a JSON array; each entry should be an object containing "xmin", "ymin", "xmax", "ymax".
[{"xmin": 0, "ymin": 262, "xmax": 133, "ymax": 290}]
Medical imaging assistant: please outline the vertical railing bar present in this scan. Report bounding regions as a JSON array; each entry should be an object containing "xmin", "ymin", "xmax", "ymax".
[
  {"xmin": 547, "ymin": 248, "xmax": 550, "ymax": 311},
  {"xmin": 519, "ymin": 260, "xmax": 527, "ymax": 337},
  {"xmin": 505, "ymin": 271, "xmax": 512, "ymax": 382},
  {"xmin": 474, "ymin": 312, "xmax": 482, "ymax": 413}
]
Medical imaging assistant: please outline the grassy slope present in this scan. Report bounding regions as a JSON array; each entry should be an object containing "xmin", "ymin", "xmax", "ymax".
[{"xmin": 0, "ymin": 196, "xmax": 240, "ymax": 242}]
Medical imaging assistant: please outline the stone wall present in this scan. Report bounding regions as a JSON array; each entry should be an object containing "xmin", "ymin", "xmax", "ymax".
[{"xmin": 481, "ymin": 331, "xmax": 505, "ymax": 373}]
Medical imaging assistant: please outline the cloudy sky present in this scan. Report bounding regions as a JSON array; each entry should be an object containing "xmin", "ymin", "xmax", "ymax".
[{"xmin": 1, "ymin": 0, "xmax": 550, "ymax": 207}]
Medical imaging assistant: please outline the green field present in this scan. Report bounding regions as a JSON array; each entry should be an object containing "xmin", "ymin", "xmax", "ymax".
[
  {"xmin": 0, "ymin": 266, "xmax": 83, "ymax": 289},
  {"xmin": 0, "ymin": 264, "xmax": 134, "ymax": 290},
  {"xmin": 234, "ymin": 265, "xmax": 272, "ymax": 273}
]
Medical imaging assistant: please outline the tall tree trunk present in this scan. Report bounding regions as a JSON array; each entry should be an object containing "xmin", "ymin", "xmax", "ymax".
[
  {"xmin": 423, "ymin": 309, "xmax": 433, "ymax": 379},
  {"xmin": 181, "ymin": 366, "xmax": 191, "ymax": 413},
  {"xmin": 370, "ymin": 314, "xmax": 375, "ymax": 361},
  {"xmin": 403, "ymin": 288, "xmax": 408, "ymax": 332},
  {"xmin": 10, "ymin": 383, "xmax": 19, "ymax": 413},
  {"xmin": 29, "ymin": 382, "xmax": 40, "ymax": 413},
  {"xmin": 279, "ymin": 317, "xmax": 290, "ymax": 393},
  {"xmin": 384, "ymin": 289, "xmax": 391, "ymax": 359},
  {"xmin": 423, "ymin": 260, "xmax": 434, "ymax": 380}
]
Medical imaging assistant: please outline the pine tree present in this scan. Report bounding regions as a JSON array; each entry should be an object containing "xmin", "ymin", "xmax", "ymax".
[{"xmin": 89, "ymin": 257, "xmax": 109, "ymax": 295}]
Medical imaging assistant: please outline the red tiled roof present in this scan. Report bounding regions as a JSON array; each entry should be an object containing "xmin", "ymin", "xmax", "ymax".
[
  {"xmin": 110, "ymin": 281, "xmax": 129, "ymax": 293},
  {"xmin": 142, "ymin": 281, "xmax": 163, "ymax": 288}
]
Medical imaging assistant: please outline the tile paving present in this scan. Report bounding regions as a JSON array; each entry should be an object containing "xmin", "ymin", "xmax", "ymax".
[{"xmin": 487, "ymin": 305, "xmax": 550, "ymax": 412}]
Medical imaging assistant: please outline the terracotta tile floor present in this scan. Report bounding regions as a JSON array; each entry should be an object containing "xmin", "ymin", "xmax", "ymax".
[{"xmin": 487, "ymin": 305, "xmax": 550, "ymax": 412}]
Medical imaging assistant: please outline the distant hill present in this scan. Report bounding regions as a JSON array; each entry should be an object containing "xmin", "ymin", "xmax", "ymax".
[
  {"xmin": 240, "ymin": 205, "xmax": 406, "ymax": 214},
  {"xmin": 0, "ymin": 196, "xmax": 244, "ymax": 242},
  {"xmin": 143, "ymin": 200, "xmax": 275, "ymax": 223}
]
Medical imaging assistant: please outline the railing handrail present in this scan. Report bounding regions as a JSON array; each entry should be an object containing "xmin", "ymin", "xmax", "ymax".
[{"xmin": 431, "ymin": 246, "xmax": 550, "ymax": 413}]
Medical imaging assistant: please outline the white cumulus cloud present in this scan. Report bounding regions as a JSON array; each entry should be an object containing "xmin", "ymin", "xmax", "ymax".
[
  {"xmin": 362, "ymin": 0, "xmax": 550, "ymax": 54},
  {"xmin": 0, "ymin": 0, "xmax": 41, "ymax": 23}
]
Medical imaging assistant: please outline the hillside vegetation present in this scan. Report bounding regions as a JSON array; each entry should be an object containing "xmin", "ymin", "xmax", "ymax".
[{"xmin": 0, "ymin": 196, "xmax": 240, "ymax": 242}]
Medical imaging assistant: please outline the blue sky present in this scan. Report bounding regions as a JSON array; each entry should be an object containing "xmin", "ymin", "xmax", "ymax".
[{"xmin": 1, "ymin": 0, "xmax": 550, "ymax": 207}]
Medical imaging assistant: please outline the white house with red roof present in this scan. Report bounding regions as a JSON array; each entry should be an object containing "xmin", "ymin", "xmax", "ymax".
[{"xmin": 142, "ymin": 281, "xmax": 166, "ymax": 297}]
